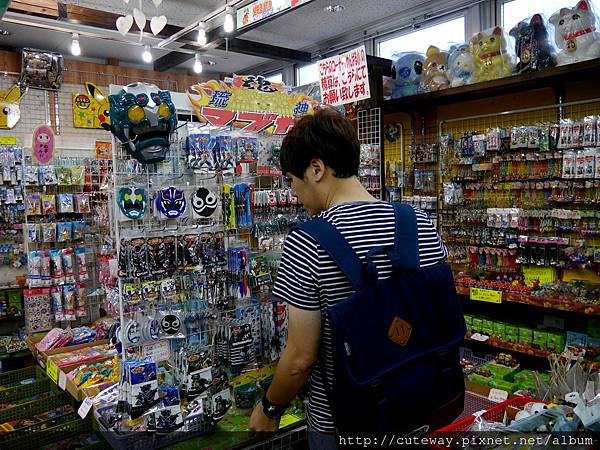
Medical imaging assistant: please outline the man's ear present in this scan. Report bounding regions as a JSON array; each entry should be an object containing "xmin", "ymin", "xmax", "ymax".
[{"xmin": 309, "ymin": 158, "xmax": 326, "ymax": 182}]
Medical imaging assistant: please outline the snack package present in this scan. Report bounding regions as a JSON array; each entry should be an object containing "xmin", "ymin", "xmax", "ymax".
[
  {"xmin": 50, "ymin": 286, "xmax": 64, "ymax": 321},
  {"xmin": 42, "ymin": 222, "xmax": 57, "ymax": 243},
  {"xmin": 57, "ymin": 194, "xmax": 74, "ymax": 213},
  {"xmin": 70, "ymin": 166, "xmax": 85, "ymax": 185},
  {"xmin": 75, "ymin": 246, "xmax": 89, "ymax": 281},
  {"xmin": 62, "ymin": 284, "xmax": 76, "ymax": 321},
  {"xmin": 26, "ymin": 193, "xmax": 42, "ymax": 215},
  {"xmin": 584, "ymin": 148, "xmax": 596, "ymax": 178},
  {"xmin": 76, "ymin": 283, "xmax": 87, "ymax": 318},
  {"xmin": 57, "ymin": 222, "xmax": 73, "ymax": 242},
  {"xmin": 26, "ymin": 224, "xmax": 41, "ymax": 244},
  {"xmin": 575, "ymin": 150, "xmax": 586, "ymax": 178},
  {"xmin": 550, "ymin": 0, "xmax": 600, "ymax": 66},
  {"xmin": 74, "ymin": 193, "xmax": 91, "ymax": 213},
  {"xmin": 470, "ymin": 26, "xmax": 516, "ymax": 82},
  {"xmin": 62, "ymin": 248, "xmax": 76, "ymax": 284},
  {"xmin": 40, "ymin": 250, "xmax": 52, "ymax": 286},
  {"xmin": 583, "ymin": 116, "xmax": 597, "ymax": 146},
  {"xmin": 55, "ymin": 166, "xmax": 72, "ymax": 186},
  {"xmin": 41, "ymin": 194, "xmax": 57, "ymax": 215},
  {"xmin": 390, "ymin": 51, "xmax": 426, "ymax": 98},
  {"xmin": 72, "ymin": 220, "xmax": 86, "ymax": 241},
  {"xmin": 39, "ymin": 165, "xmax": 58, "ymax": 185},
  {"xmin": 509, "ymin": 14, "xmax": 557, "ymax": 74},
  {"xmin": 27, "ymin": 251, "xmax": 42, "ymax": 287},
  {"xmin": 50, "ymin": 249, "xmax": 64, "ymax": 285},
  {"xmin": 24, "ymin": 166, "xmax": 39, "ymax": 185}
]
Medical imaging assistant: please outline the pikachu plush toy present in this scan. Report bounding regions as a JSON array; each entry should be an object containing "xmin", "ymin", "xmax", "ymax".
[
  {"xmin": 0, "ymin": 85, "xmax": 25, "ymax": 129},
  {"xmin": 470, "ymin": 27, "xmax": 515, "ymax": 83}
]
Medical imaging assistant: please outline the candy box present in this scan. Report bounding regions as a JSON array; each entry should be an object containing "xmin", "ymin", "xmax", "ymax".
[
  {"xmin": 483, "ymin": 362, "xmax": 520, "ymax": 380},
  {"xmin": 518, "ymin": 327, "xmax": 533, "ymax": 345},
  {"xmin": 482, "ymin": 318, "xmax": 494, "ymax": 336},
  {"xmin": 547, "ymin": 332, "xmax": 565, "ymax": 352},
  {"xmin": 489, "ymin": 378, "xmax": 517, "ymax": 393},
  {"xmin": 493, "ymin": 322, "xmax": 507, "ymax": 338},
  {"xmin": 504, "ymin": 325, "xmax": 520, "ymax": 343},
  {"xmin": 472, "ymin": 317, "xmax": 483, "ymax": 333},
  {"xmin": 463, "ymin": 314, "xmax": 473, "ymax": 329},
  {"xmin": 467, "ymin": 372, "xmax": 492, "ymax": 386}
]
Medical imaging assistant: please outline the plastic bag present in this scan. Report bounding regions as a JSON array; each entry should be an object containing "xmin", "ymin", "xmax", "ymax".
[
  {"xmin": 447, "ymin": 44, "xmax": 474, "ymax": 87},
  {"xmin": 510, "ymin": 14, "xmax": 557, "ymax": 74},
  {"xmin": 550, "ymin": 0, "xmax": 600, "ymax": 66},
  {"xmin": 470, "ymin": 26, "xmax": 516, "ymax": 82},
  {"xmin": 421, "ymin": 46, "xmax": 449, "ymax": 92}
]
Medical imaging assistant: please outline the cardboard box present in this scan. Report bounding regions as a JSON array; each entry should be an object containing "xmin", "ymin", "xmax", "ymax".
[
  {"xmin": 26, "ymin": 333, "xmax": 109, "ymax": 365},
  {"xmin": 59, "ymin": 356, "xmax": 114, "ymax": 401}
]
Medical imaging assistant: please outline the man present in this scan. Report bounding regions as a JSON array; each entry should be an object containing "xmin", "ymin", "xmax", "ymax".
[{"xmin": 249, "ymin": 109, "xmax": 448, "ymax": 448}]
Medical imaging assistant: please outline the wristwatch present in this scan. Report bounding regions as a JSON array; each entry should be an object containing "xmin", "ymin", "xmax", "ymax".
[{"xmin": 261, "ymin": 394, "xmax": 287, "ymax": 419}]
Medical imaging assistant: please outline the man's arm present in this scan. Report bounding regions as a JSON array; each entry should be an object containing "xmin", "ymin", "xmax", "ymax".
[{"xmin": 249, "ymin": 305, "xmax": 321, "ymax": 431}]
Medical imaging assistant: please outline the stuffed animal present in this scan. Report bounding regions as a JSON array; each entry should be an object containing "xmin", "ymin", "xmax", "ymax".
[
  {"xmin": 470, "ymin": 27, "xmax": 515, "ymax": 83},
  {"xmin": 447, "ymin": 44, "xmax": 474, "ymax": 87},
  {"xmin": 550, "ymin": 0, "xmax": 600, "ymax": 66},
  {"xmin": 0, "ymin": 85, "xmax": 24, "ymax": 129},
  {"xmin": 390, "ymin": 52, "xmax": 425, "ymax": 98},
  {"xmin": 421, "ymin": 46, "xmax": 449, "ymax": 91},
  {"xmin": 510, "ymin": 14, "xmax": 557, "ymax": 73}
]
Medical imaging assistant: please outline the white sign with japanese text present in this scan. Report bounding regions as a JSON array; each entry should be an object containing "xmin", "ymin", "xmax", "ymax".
[
  {"xmin": 237, "ymin": 0, "xmax": 312, "ymax": 29},
  {"xmin": 318, "ymin": 45, "xmax": 371, "ymax": 106}
]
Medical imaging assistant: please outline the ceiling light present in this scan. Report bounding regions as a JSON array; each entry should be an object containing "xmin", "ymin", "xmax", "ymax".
[
  {"xmin": 142, "ymin": 45, "xmax": 152, "ymax": 63},
  {"xmin": 197, "ymin": 22, "xmax": 207, "ymax": 46},
  {"xmin": 223, "ymin": 6, "xmax": 235, "ymax": 33},
  {"xmin": 207, "ymin": 60, "xmax": 217, "ymax": 66},
  {"xmin": 71, "ymin": 33, "xmax": 81, "ymax": 56},
  {"xmin": 194, "ymin": 53, "xmax": 203, "ymax": 74},
  {"xmin": 323, "ymin": 4, "xmax": 344, "ymax": 13}
]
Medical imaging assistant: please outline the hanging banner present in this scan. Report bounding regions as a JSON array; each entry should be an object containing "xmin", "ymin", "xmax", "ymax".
[
  {"xmin": 187, "ymin": 76, "xmax": 317, "ymax": 135},
  {"xmin": 73, "ymin": 83, "xmax": 110, "ymax": 129},
  {"xmin": 318, "ymin": 45, "xmax": 371, "ymax": 106},
  {"xmin": 237, "ymin": 0, "xmax": 312, "ymax": 29}
]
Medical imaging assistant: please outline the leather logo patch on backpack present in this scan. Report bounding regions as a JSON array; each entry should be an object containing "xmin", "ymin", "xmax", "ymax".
[{"xmin": 388, "ymin": 316, "xmax": 412, "ymax": 346}]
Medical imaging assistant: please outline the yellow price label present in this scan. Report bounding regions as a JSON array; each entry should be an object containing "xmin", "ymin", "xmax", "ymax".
[
  {"xmin": 46, "ymin": 358, "xmax": 59, "ymax": 383},
  {"xmin": 470, "ymin": 287, "xmax": 502, "ymax": 304},
  {"xmin": 0, "ymin": 136, "xmax": 16, "ymax": 145}
]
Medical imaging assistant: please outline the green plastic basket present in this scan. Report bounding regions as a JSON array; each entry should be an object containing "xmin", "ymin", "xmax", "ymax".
[
  {"xmin": 0, "ymin": 390, "xmax": 73, "ymax": 423},
  {"xmin": 0, "ymin": 377, "xmax": 58, "ymax": 405},
  {"xmin": 0, "ymin": 365, "xmax": 43, "ymax": 387}
]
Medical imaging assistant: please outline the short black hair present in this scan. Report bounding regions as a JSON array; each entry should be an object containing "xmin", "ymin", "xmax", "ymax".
[{"xmin": 280, "ymin": 108, "xmax": 360, "ymax": 179}]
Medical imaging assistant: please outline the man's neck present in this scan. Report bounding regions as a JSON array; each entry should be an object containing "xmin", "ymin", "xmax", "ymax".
[{"xmin": 323, "ymin": 177, "xmax": 378, "ymax": 210}]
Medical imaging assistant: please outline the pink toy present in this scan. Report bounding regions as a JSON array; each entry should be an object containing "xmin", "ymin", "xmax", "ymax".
[
  {"xmin": 550, "ymin": 0, "xmax": 600, "ymax": 65},
  {"xmin": 32, "ymin": 125, "xmax": 55, "ymax": 164}
]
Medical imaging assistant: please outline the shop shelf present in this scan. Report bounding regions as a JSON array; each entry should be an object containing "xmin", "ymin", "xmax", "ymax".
[
  {"xmin": 384, "ymin": 58, "xmax": 600, "ymax": 112},
  {"xmin": 6, "ymin": 415, "xmax": 99, "ymax": 450}
]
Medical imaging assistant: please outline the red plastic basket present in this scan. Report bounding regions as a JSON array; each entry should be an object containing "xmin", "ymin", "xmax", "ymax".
[{"xmin": 428, "ymin": 396, "xmax": 538, "ymax": 449}]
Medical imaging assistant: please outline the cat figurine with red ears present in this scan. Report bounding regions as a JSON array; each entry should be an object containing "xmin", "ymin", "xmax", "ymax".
[{"xmin": 550, "ymin": 0, "xmax": 600, "ymax": 65}]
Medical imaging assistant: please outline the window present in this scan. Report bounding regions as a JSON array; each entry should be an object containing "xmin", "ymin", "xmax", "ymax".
[
  {"xmin": 502, "ymin": 0, "xmax": 600, "ymax": 32},
  {"xmin": 265, "ymin": 72, "xmax": 283, "ymax": 83},
  {"xmin": 296, "ymin": 62, "xmax": 319, "ymax": 86},
  {"xmin": 377, "ymin": 16, "xmax": 466, "ymax": 60}
]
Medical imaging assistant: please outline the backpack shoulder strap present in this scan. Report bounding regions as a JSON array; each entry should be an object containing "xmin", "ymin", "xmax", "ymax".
[
  {"xmin": 390, "ymin": 203, "xmax": 421, "ymax": 270},
  {"xmin": 295, "ymin": 218, "xmax": 365, "ymax": 292}
]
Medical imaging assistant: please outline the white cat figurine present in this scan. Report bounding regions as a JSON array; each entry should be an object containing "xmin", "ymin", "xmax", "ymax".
[{"xmin": 550, "ymin": 0, "xmax": 600, "ymax": 65}]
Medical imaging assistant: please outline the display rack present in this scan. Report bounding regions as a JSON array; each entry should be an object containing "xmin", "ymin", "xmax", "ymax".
[{"xmin": 357, "ymin": 108, "xmax": 383, "ymax": 198}]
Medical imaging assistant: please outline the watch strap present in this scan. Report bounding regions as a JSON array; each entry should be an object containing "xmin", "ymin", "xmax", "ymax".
[{"xmin": 261, "ymin": 394, "xmax": 286, "ymax": 419}]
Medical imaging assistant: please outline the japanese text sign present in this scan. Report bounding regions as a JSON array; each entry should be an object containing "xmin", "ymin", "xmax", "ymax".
[
  {"xmin": 237, "ymin": 0, "xmax": 312, "ymax": 29},
  {"xmin": 318, "ymin": 45, "xmax": 371, "ymax": 106}
]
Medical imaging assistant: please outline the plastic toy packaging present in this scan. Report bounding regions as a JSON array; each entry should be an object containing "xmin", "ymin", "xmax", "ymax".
[
  {"xmin": 158, "ymin": 309, "xmax": 186, "ymax": 339},
  {"xmin": 40, "ymin": 250, "xmax": 52, "ymax": 286},
  {"xmin": 62, "ymin": 284, "xmax": 76, "ymax": 320},
  {"xmin": 50, "ymin": 286, "xmax": 64, "ymax": 321},
  {"xmin": 27, "ymin": 251, "xmax": 42, "ymax": 286},
  {"xmin": 62, "ymin": 248, "xmax": 75, "ymax": 284},
  {"xmin": 24, "ymin": 166, "xmax": 39, "ymax": 185},
  {"xmin": 26, "ymin": 193, "xmax": 41, "ymax": 215},
  {"xmin": 42, "ymin": 222, "xmax": 56, "ymax": 242},
  {"xmin": 75, "ymin": 246, "xmax": 88, "ymax": 281},
  {"xmin": 76, "ymin": 283, "xmax": 87, "ymax": 318},
  {"xmin": 558, "ymin": 118, "xmax": 574, "ymax": 148},
  {"xmin": 421, "ymin": 46, "xmax": 449, "ymax": 92},
  {"xmin": 41, "ymin": 194, "xmax": 56, "ymax": 215},
  {"xmin": 50, "ymin": 249, "xmax": 64, "ymax": 285},
  {"xmin": 447, "ymin": 44, "xmax": 474, "ymax": 87},
  {"xmin": 584, "ymin": 116, "xmax": 598, "ymax": 146},
  {"xmin": 510, "ymin": 14, "xmax": 557, "ymax": 74},
  {"xmin": 550, "ymin": 0, "xmax": 600, "ymax": 66},
  {"xmin": 470, "ymin": 26, "xmax": 516, "ymax": 82},
  {"xmin": 563, "ymin": 151, "xmax": 576, "ymax": 178},
  {"xmin": 57, "ymin": 222, "xmax": 72, "ymax": 242},
  {"xmin": 74, "ymin": 194, "xmax": 90, "ymax": 213},
  {"xmin": 187, "ymin": 134, "xmax": 214, "ymax": 172},
  {"xmin": 39, "ymin": 165, "xmax": 57, "ymax": 185},
  {"xmin": 57, "ymin": 193, "xmax": 74, "ymax": 213},
  {"xmin": 72, "ymin": 220, "xmax": 86, "ymax": 241},
  {"xmin": 389, "ymin": 52, "xmax": 425, "ymax": 98},
  {"xmin": 237, "ymin": 136, "xmax": 258, "ymax": 162}
]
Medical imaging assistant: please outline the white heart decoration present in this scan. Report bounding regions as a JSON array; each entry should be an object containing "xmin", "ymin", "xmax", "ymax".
[
  {"xmin": 150, "ymin": 16, "xmax": 167, "ymax": 36},
  {"xmin": 152, "ymin": 0, "xmax": 162, "ymax": 7},
  {"xmin": 133, "ymin": 8, "xmax": 146, "ymax": 31},
  {"xmin": 116, "ymin": 15, "xmax": 134, "ymax": 36}
]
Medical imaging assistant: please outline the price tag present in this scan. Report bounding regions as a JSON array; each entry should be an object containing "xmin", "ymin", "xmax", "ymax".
[
  {"xmin": 46, "ymin": 358, "xmax": 59, "ymax": 383},
  {"xmin": 0, "ymin": 136, "xmax": 16, "ymax": 145},
  {"xmin": 488, "ymin": 388, "xmax": 509, "ymax": 403},
  {"xmin": 470, "ymin": 288, "xmax": 502, "ymax": 304},
  {"xmin": 58, "ymin": 370, "xmax": 67, "ymax": 390},
  {"xmin": 78, "ymin": 397, "xmax": 94, "ymax": 419}
]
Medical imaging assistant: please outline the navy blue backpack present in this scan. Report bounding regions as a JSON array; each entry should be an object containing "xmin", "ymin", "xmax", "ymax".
[{"xmin": 296, "ymin": 203, "xmax": 466, "ymax": 435}]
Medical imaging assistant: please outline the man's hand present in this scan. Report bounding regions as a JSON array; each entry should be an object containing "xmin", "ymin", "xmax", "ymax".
[{"xmin": 249, "ymin": 404, "xmax": 280, "ymax": 432}]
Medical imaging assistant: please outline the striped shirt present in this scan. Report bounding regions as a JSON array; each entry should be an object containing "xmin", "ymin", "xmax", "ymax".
[{"xmin": 272, "ymin": 201, "xmax": 448, "ymax": 434}]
